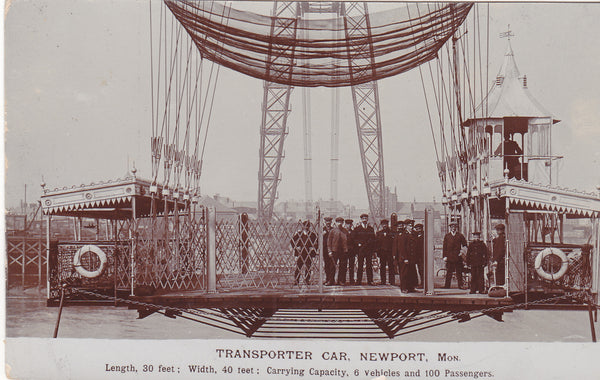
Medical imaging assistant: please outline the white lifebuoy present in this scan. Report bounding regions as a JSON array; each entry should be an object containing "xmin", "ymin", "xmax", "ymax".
[
  {"xmin": 534, "ymin": 247, "xmax": 568, "ymax": 281},
  {"xmin": 73, "ymin": 245, "xmax": 107, "ymax": 278}
]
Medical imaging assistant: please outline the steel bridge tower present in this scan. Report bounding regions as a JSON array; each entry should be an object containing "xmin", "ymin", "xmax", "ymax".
[
  {"xmin": 343, "ymin": 2, "xmax": 386, "ymax": 219},
  {"xmin": 258, "ymin": 1, "xmax": 386, "ymax": 219}
]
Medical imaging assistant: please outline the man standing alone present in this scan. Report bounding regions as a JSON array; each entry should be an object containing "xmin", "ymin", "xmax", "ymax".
[
  {"xmin": 443, "ymin": 221, "xmax": 467, "ymax": 289},
  {"xmin": 466, "ymin": 231, "xmax": 488, "ymax": 294},
  {"xmin": 354, "ymin": 214, "xmax": 375, "ymax": 285}
]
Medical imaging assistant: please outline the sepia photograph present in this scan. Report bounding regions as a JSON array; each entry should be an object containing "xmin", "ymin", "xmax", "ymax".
[{"xmin": 4, "ymin": 0, "xmax": 600, "ymax": 379}]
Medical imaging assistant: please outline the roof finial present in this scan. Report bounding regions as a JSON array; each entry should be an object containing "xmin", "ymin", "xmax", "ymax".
[{"xmin": 499, "ymin": 24, "xmax": 514, "ymax": 40}]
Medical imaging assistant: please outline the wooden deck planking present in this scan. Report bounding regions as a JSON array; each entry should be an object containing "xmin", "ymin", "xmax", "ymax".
[{"xmin": 132, "ymin": 285, "xmax": 514, "ymax": 311}]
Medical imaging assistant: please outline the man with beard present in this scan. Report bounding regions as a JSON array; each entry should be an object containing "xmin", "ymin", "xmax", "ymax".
[
  {"xmin": 375, "ymin": 219, "xmax": 395, "ymax": 285},
  {"xmin": 322, "ymin": 216, "xmax": 335, "ymax": 286},
  {"xmin": 328, "ymin": 217, "xmax": 348, "ymax": 285},
  {"xmin": 413, "ymin": 223, "xmax": 425, "ymax": 287},
  {"xmin": 291, "ymin": 221, "xmax": 318, "ymax": 286},
  {"xmin": 354, "ymin": 214, "xmax": 376, "ymax": 285},
  {"xmin": 443, "ymin": 221, "xmax": 468, "ymax": 289}
]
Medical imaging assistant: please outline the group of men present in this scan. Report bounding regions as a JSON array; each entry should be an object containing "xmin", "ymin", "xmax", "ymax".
[
  {"xmin": 322, "ymin": 214, "xmax": 425, "ymax": 293},
  {"xmin": 443, "ymin": 221, "xmax": 506, "ymax": 294},
  {"xmin": 291, "ymin": 213, "xmax": 507, "ymax": 295}
]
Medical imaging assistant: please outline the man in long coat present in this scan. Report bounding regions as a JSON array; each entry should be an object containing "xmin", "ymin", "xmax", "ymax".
[
  {"xmin": 413, "ymin": 223, "xmax": 425, "ymax": 287},
  {"xmin": 397, "ymin": 219, "xmax": 418, "ymax": 292},
  {"xmin": 375, "ymin": 219, "xmax": 395, "ymax": 285},
  {"xmin": 443, "ymin": 221, "xmax": 467, "ymax": 289},
  {"xmin": 328, "ymin": 217, "xmax": 348, "ymax": 285},
  {"xmin": 322, "ymin": 216, "xmax": 335, "ymax": 286},
  {"xmin": 466, "ymin": 231, "xmax": 489, "ymax": 294}
]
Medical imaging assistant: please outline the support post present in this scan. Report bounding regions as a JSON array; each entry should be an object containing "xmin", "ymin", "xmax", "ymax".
[
  {"xmin": 46, "ymin": 215, "xmax": 52, "ymax": 299},
  {"xmin": 317, "ymin": 208, "xmax": 323, "ymax": 293},
  {"xmin": 588, "ymin": 303, "xmax": 597, "ymax": 343},
  {"xmin": 22, "ymin": 214, "xmax": 27, "ymax": 288},
  {"xmin": 131, "ymin": 195, "xmax": 137, "ymax": 296},
  {"xmin": 424, "ymin": 208, "xmax": 435, "ymax": 295},
  {"xmin": 38, "ymin": 211, "xmax": 43, "ymax": 288},
  {"xmin": 207, "ymin": 207, "xmax": 217, "ymax": 293},
  {"xmin": 53, "ymin": 284, "xmax": 65, "ymax": 338}
]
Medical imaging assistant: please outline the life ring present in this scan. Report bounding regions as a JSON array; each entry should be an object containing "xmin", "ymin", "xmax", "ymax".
[
  {"xmin": 73, "ymin": 245, "xmax": 107, "ymax": 278},
  {"xmin": 534, "ymin": 247, "xmax": 568, "ymax": 281}
]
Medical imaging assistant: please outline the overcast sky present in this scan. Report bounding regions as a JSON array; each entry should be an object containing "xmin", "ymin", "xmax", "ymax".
[{"xmin": 4, "ymin": 1, "xmax": 600, "ymax": 209}]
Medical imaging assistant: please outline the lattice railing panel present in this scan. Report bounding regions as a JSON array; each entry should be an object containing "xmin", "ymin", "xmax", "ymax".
[
  {"xmin": 216, "ymin": 218, "xmax": 321, "ymax": 289},
  {"xmin": 133, "ymin": 211, "xmax": 206, "ymax": 292}
]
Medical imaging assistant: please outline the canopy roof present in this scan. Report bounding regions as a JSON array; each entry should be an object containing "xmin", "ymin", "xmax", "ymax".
[
  {"xmin": 166, "ymin": 1, "xmax": 472, "ymax": 87},
  {"xmin": 466, "ymin": 40, "xmax": 559, "ymax": 124}
]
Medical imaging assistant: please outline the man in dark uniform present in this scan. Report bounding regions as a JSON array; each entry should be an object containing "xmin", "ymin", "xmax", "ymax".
[
  {"xmin": 492, "ymin": 223, "xmax": 506, "ymax": 286},
  {"xmin": 322, "ymin": 217, "xmax": 335, "ymax": 286},
  {"xmin": 393, "ymin": 220, "xmax": 406, "ymax": 288},
  {"xmin": 354, "ymin": 214, "xmax": 375, "ymax": 285},
  {"xmin": 466, "ymin": 231, "xmax": 488, "ymax": 294},
  {"xmin": 413, "ymin": 223, "xmax": 425, "ymax": 287},
  {"xmin": 328, "ymin": 217, "xmax": 348, "ymax": 285},
  {"xmin": 375, "ymin": 219, "xmax": 395, "ymax": 285},
  {"xmin": 291, "ymin": 221, "xmax": 318, "ymax": 285},
  {"xmin": 494, "ymin": 132, "xmax": 524, "ymax": 179},
  {"xmin": 398, "ymin": 219, "xmax": 418, "ymax": 292},
  {"xmin": 344, "ymin": 219, "xmax": 356, "ymax": 284},
  {"xmin": 443, "ymin": 221, "xmax": 467, "ymax": 289}
]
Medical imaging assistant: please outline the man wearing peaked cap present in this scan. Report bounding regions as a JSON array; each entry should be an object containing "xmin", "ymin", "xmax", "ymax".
[
  {"xmin": 344, "ymin": 219, "xmax": 356, "ymax": 284},
  {"xmin": 442, "ymin": 220, "xmax": 467, "ymax": 289},
  {"xmin": 466, "ymin": 231, "xmax": 488, "ymax": 294},
  {"xmin": 354, "ymin": 213, "xmax": 375, "ymax": 285},
  {"xmin": 335, "ymin": 216, "xmax": 344, "ymax": 223},
  {"xmin": 322, "ymin": 216, "xmax": 335, "ymax": 286},
  {"xmin": 376, "ymin": 219, "xmax": 395, "ymax": 285}
]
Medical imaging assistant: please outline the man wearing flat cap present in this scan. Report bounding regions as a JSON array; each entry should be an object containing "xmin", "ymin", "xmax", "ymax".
[
  {"xmin": 322, "ymin": 217, "xmax": 335, "ymax": 286},
  {"xmin": 466, "ymin": 231, "xmax": 488, "ymax": 294},
  {"xmin": 353, "ymin": 214, "xmax": 375, "ymax": 285},
  {"xmin": 328, "ymin": 217, "xmax": 348, "ymax": 285},
  {"xmin": 344, "ymin": 219, "xmax": 357, "ymax": 284},
  {"xmin": 443, "ymin": 220, "xmax": 467, "ymax": 289},
  {"xmin": 291, "ymin": 220, "xmax": 318, "ymax": 286},
  {"xmin": 376, "ymin": 219, "xmax": 395, "ymax": 285},
  {"xmin": 492, "ymin": 223, "xmax": 506, "ymax": 286}
]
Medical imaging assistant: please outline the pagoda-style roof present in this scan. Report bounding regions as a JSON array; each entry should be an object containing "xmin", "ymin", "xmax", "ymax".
[
  {"xmin": 491, "ymin": 178, "xmax": 600, "ymax": 217},
  {"xmin": 41, "ymin": 176, "xmax": 188, "ymax": 219},
  {"xmin": 465, "ymin": 40, "xmax": 559, "ymax": 124}
]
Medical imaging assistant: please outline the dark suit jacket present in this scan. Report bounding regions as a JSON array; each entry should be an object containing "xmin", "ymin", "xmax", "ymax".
[
  {"xmin": 327, "ymin": 225, "xmax": 348, "ymax": 254},
  {"xmin": 443, "ymin": 232, "xmax": 467, "ymax": 262},
  {"xmin": 466, "ymin": 240, "xmax": 489, "ymax": 267},
  {"xmin": 492, "ymin": 234, "xmax": 506, "ymax": 263}
]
